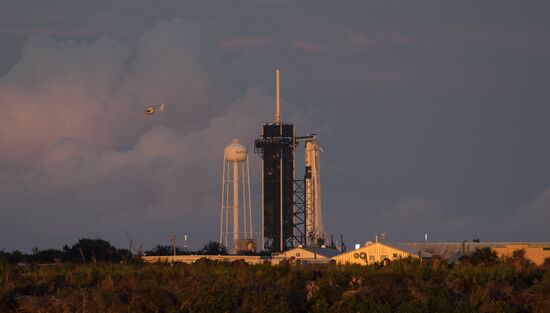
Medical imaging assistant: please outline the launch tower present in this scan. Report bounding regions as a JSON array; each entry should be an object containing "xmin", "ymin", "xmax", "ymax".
[
  {"xmin": 254, "ymin": 69, "xmax": 296, "ymax": 252},
  {"xmin": 255, "ymin": 69, "xmax": 327, "ymax": 252}
]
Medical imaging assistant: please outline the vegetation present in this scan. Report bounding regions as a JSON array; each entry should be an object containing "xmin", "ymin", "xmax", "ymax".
[
  {"xmin": 197, "ymin": 241, "xmax": 228, "ymax": 255},
  {"xmin": 459, "ymin": 247, "xmax": 499, "ymax": 266},
  {"xmin": 0, "ymin": 249, "xmax": 549, "ymax": 312},
  {"xmin": 144, "ymin": 245, "xmax": 190, "ymax": 256},
  {"xmin": 143, "ymin": 241, "xmax": 228, "ymax": 256},
  {"xmin": 1, "ymin": 239, "xmax": 230, "ymax": 263},
  {"xmin": 0, "ymin": 239, "xmax": 129, "ymax": 264}
]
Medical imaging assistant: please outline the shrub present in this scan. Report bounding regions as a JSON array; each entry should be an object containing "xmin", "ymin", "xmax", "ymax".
[{"xmin": 0, "ymin": 257, "xmax": 549, "ymax": 312}]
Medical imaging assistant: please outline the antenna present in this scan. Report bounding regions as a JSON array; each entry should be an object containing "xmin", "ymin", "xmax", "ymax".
[
  {"xmin": 275, "ymin": 69, "xmax": 281, "ymax": 123},
  {"xmin": 170, "ymin": 235, "xmax": 176, "ymax": 258}
]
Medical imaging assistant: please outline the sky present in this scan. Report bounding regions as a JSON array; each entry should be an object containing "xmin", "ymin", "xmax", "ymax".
[{"xmin": 1, "ymin": 0, "xmax": 549, "ymax": 251}]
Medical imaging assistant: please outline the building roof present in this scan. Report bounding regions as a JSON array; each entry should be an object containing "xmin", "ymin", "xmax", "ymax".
[
  {"xmin": 381, "ymin": 242, "xmax": 432, "ymax": 258},
  {"xmin": 334, "ymin": 241, "xmax": 431, "ymax": 259},
  {"xmin": 300, "ymin": 247, "xmax": 342, "ymax": 258},
  {"xmin": 282, "ymin": 246, "xmax": 341, "ymax": 258},
  {"xmin": 400, "ymin": 242, "xmax": 550, "ymax": 263}
]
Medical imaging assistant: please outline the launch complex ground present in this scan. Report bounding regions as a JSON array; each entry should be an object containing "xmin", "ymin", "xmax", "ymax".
[
  {"xmin": 143, "ymin": 241, "xmax": 550, "ymax": 266},
  {"xmin": 145, "ymin": 70, "xmax": 550, "ymax": 267}
]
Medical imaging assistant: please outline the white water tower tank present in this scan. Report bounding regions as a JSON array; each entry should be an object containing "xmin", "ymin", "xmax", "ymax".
[{"xmin": 224, "ymin": 139, "xmax": 248, "ymax": 162}]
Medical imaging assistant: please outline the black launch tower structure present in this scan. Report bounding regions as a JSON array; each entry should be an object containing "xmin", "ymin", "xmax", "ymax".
[
  {"xmin": 255, "ymin": 123, "xmax": 297, "ymax": 252},
  {"xmin": 254, "ymin": 69, "xmax": 310, "ymax": 252}
]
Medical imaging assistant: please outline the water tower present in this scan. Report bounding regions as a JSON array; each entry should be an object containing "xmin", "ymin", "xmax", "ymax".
[{"xmin": 219, "ymin": 139, "xmax": 256, "ymax": 254}]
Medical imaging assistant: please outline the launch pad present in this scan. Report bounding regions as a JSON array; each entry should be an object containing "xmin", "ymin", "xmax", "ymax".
[
  {"xmin": 254, "ymin": 69, "xmax": 326, "ymax": 252},
  {"xmin": 219, "ymin": 69, "xmax": 328, "ymax": 253}
]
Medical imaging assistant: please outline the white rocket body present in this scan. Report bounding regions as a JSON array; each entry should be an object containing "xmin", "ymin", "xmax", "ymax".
[{"xmin": 305, "ymin": 140, "xmax": 325, "ymax": 246}]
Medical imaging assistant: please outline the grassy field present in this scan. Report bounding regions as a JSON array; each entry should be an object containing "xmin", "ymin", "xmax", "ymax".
[{"xmin": 1, "ymin": 257, "xmax": 549, "ymax": 313}]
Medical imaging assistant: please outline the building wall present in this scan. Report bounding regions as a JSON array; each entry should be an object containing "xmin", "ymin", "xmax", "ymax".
[
  {"xmin": 401, "ymin": 242, "xmax": 550, "ymax": 265},
  {"xmin": 278, "ymin": 247, "xmax": 333, "ymax": 260},
  {"xmin": 493, "ymin": 244, "xmax": 550, "ymax": 265},
  {"xmin": 333, "ymin": 242, "xmax": 420, "ymax": 265}
]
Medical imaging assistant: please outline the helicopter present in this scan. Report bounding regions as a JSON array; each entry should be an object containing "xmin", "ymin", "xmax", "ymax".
[{"xmin": 144, "ymin": 104, "xmax": 165, "ymax": 116}]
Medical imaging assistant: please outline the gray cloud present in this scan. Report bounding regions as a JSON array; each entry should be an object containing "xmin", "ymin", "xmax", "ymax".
[
  {"xmin": 0, "ymin": 18, "xmax": 311, "ymax": 250},
  {"xmin": 497, "ymin": 188, "xmax": 550, "ymax": 241},
  {"xmin": 1, "ymin": 1, "xmax": 550, "ymax": 251}
]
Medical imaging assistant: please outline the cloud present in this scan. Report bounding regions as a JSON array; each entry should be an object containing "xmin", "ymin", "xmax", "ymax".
[
  {"xmin": 0, "ymin": 27, "xmax": 135, "ymax": 40},
  {"xmin": 291, "ymin": 40, "xmax": 327, "ymax": 54},
  {"xmin": 0, "ymin": 18, "xmax": 308, "ymax": 250},
  {"xmin": 220, "ymin": 37, "xmax": 279, "ymax": 49},
  {"xmin": 220, "ymin": 37, "xmax": 327, "ymax": 54},
  {"xmin": 354, "ymin": 188, "xmax": 550, "ymax": 243},
  {"xmin": 497, "ymin": 187, "xmax": 550, "ymax": 240},
  {"xmin": 366, "ymin": 197, "xmax": 445, "ymax": 241},
  {"xmin": 342, "ymin": 196, "xmax": 481, "ymax": 243},
  {"xmin": 388, "ymin": 33, "xmax": 416, "ymax": 45},
  {"xmin": 345, "ymin": 32, "xmax": 416, "ymax": 49},
  {"xmin": 346, "ymin": 33, "xmax": 376, "ymax": 47}
]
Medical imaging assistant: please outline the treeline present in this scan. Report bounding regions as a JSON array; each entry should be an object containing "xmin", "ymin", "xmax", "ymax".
[
  {"xmin": 1, "ymin": 253, "xmax": 549, "ymax": 312},
  {"xmin": 0, "ymin": 238, "xmax": 229, "ymax": 264},
  {"xmin": 0, "ymin": 239, "xmax": 129, "ymax": 264}
]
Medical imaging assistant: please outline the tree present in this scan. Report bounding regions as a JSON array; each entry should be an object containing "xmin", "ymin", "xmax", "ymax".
[
  {"xmin": 0, "ymin": 250, "xmax": 24, "ymax": 263},
  {"xmin": 33, "ymin": 249, "xmax": 65, "ymax": 263},
  {"xmin": 145, "ymin": 245, "xmax": 189, "ymax": 256},
  {"xmin": 509, "ymin": 249, "xmax": 533, "ymax": 269},
  {"xmin": 199, "ymin": 241, "xmax": 228, "ymax": 255},
  {"xmin": 65, "ymin": 238, "xmax": 122, "ymax": 263},
  {"xmin": 469, "ymin": 247, "xmax": 498, "ymax": 266}
]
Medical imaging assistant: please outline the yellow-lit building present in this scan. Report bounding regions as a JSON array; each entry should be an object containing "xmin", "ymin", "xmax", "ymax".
[
  {"xmin": 401, "ymin": 242, "xmax": 550, "ymax": 265},
  {"xmin": 493, "ymin": 243, "xmax": 550, "ymax": 265},
  {"xmin": 333, "ymin": 242, "xmax": 431, "ymax": 265}
]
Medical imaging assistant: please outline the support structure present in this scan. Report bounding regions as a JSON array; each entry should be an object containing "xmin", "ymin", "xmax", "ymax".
[{"xmin": 292, "ymin": 180, "xmax": 306, "ymax": 246}]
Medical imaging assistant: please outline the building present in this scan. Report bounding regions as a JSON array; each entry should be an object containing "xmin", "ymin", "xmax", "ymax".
[
  {"xmin": 402, "ymin": 242, "xmax": 550, "ymax": 265},
  {"xmin": 333, "ymin": 242, "xmax": 431, "ymax": 265},
  {"xmin": 142, "ymin": 255, "xmax": 267, "ymax": 265},
  {"xmin": 493, "ymin": 243, "xmax": 550, "ymax": 265},
  {"xmin": 272, "ymin": 246, "xmax": 340, "ymax": 264}
]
